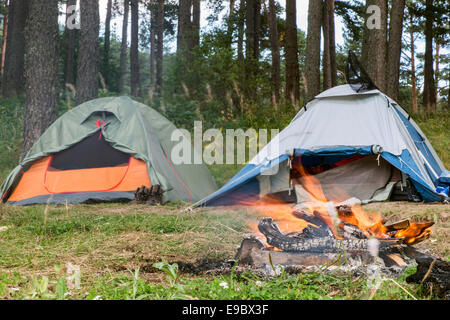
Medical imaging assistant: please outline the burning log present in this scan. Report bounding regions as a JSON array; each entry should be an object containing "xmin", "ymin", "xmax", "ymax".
[
  {"xmin": 257, "ymin": 217, "xmax": 400, "ymax": 254},
  {"xmin": 235, "ymin": 237, "xmax": 367, "ymax": 267},
  {"xmin": 406, "ymin": 257, "xmax": 450, "ymax": 299}
]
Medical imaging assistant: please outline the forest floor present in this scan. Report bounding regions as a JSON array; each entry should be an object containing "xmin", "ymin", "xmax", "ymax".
[{"xmin": 0, "ymin": 201, "xmax": 448, "ymax": 300}]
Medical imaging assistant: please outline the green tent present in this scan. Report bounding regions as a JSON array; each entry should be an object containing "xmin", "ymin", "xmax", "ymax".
[{"xmin": 1, "ymin": 96, "xmax": 217, "ymax": 205}]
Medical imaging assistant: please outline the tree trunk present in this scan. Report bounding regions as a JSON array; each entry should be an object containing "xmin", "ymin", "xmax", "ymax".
[
  {"xmin": 149, "ymin": 0, "xmax": 156, "ymax": 86},
  {"xmin": 130, "ymin": 0, "xmax": 140, "ymax": 97},
  {"xmin": 434, "ymin": 41, "xmax": 439, "ymax": 104},
  {"xmin": 177, "ymin": 0, "xmax": 191, "ymax": 54},
  {"xmin": 22, "ymin": 0, "xmax": 59, "ymax": 158},
  {"xmin": 409, "ymin": 12, "xmax": 418, "ymax": 113},
  {"xmin": 155, "ymin": 0, "xmax": 164, "ymax": 94},
  {"xmin": 191, "ymin": 0, "xmax": 200, "ymax": 50},
  {"xmin": 119, "ymin": 0, "xmax": 129, "ymax": 93},
  {"xmin": 254, "ymin": 0, "xmax": 261, "ymax": 60},
  {"xmin": 322, "ymin": 0, "xmax": 331, "ymax": 91},
  {"xmin": 268, "ymin": 0, "xmax": 280, "ymax": 105},
  {"xmin": 328, "ymin": 0, "xmax": 337, "ymax": 87},
  {"xmin": 305, "ymin": 0, "xmax": 321, "ymax": 102},
  {"xmin": 423, "ymin": 0, "xmax": 436, "ymax": 113},
  {"xmin": 2, "ymin": 0, "xmax": 28, "ymax": 97},
  {"xmin": 227, "ymin": 0, "xmax": 235, "ymax": 48},
  {"xmin": 103, "ymin": 0, "xmax": 113, "ymax": 87},
  {"xmin": 76, "ymin": 0, "xmax": 100, "ymax": 106},
  {"xmin": 245, "ymin": 0, "xmax": 255, "ymax": 59},
  {"xmin": 361, "ymin": 0, "xmax": 387, "ymax": 92},
  {"xmin": 386, "ymin": 0, "xmax": 405, "ymax": 101},
  {"xmin": 1, "ymin": 2, "xmax": 9, "ymax": 78},
  {"xmin": 237, "ymin": 0, "xmax": 245, "ymax": 63},
  {"xmin": 65, "ymin": 0, "xmax": 77, "ymax": 86}
]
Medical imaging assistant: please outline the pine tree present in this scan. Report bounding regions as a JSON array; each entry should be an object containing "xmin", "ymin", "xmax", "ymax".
[
  {"xmin": 76, "ymin": 0, "xmax": 100, "ymax": 106},
  {"xmin": 22, "ymin": 0, "xmax": 59, "ymax": 158}
]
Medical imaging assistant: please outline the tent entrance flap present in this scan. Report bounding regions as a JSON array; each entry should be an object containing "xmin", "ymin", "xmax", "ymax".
[{"xmin": 292, "ymin": 155, "xmax": 393, "ymax": 203}]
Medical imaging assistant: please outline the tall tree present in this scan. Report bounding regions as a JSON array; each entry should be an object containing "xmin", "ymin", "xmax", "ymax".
[
  {"xmin": 177, "ymin": 0, "xmax": 191, "ymax": 54},
  {"xmin": 76, "ymin": 0, "xmax": 100, "ymax": 106},
  {"xmin": 328, "ymin": 0, "xmax": 337, "ymax": 87},
  {"xmin": 244, "ymin": 0, "xmax": 260, "ymax": 99},
  {"xmin": 386, "ymin": 0, "xmax": 406, "ymax": 101},
  {"xmin": 361, "ymin": 0, "xmax": 387, "ymax": 92},
  {"xmin": 408, "ymin": 6, "xmax": 418, "ymax": 113},
  {"xmin": 191, "ymin": 0, "xmax": 200, "ymax": 50},
  {"xmin": 22, "ymin": 0, "xmax": 59, "ymax": 158},
  {"xmin": 2, "ymin": 0, "xmax": 28, "ymax": 97},
  {"xmin": 155, "ymin": 0, "xmax": 164, "ymax": 94},
  {"xmin": 119, "ymin": 0, "xmax": 130, "ymax": 93},
  {"xmin": 103, "ymin": 0, "xmax": 113, "ymax": 87},
  {"xmin": 227, "ymin": 0, "xmax": 235, "ymax": 48},
  {"xmin": 130, "ymin": 0, "xmax": 140, "ymax": 97},
  {"xmin": 65, "ymin": 0, "xmax": 77, "ymax": 86},
  {"xmin": 305, "ymin": 0, "xmax": 321, "ymax": 101},
  {"xmin": 322, "ymin": 0, "xmax": 337, "ymax": 90},
  {"xmin": 422, "ymin": 0, "xmax": 436, "ymax": 112},
  {"xmin": 237, "ymin": 0, "xmax": 245, "ymax": 62},
  {"xmin": 245, "ymin": 0, "xmax": 260, "ymax": 59},
  {"xmin": 149, "ymin": 0, "xmax": 156, "ymax": 86},
  {"xmin": 1, "ymin": 1, "xmax": 9, "ymax": 78},
  {"xmin": 268, "ymin": 0, "xmax": 280, "ymax": 105},
  {"xmin": 322, "ymin": 0, "xmax": 331, "ymax": 91}
]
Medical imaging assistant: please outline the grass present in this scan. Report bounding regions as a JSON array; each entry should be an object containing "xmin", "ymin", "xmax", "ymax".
[
  {"xmin": 0, "ymin": 97, "xmax": 448, "ymax": 300},
  {"xmin": 0, "ymin": 202, "xmax": 448, "ymax": 300}
]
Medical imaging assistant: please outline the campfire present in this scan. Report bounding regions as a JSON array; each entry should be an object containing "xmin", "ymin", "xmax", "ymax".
[{"xmin": 236, "ymin": 159, "xmax": 435, "ymax": 270}]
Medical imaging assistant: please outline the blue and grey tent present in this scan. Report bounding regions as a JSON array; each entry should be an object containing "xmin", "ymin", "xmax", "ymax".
[{"xmin": 196, "ymin": 85, "xmax": 448, "ymax": 207}]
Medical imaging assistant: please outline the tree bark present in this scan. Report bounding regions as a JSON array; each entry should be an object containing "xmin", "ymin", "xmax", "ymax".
[
  {"xmin": 361, "ymin": 0, "xmax": 387, "ymax": 92},
  {"xmin": 22, "ymin": 0, "xmax": 59, "ymax": 158},
  {"xmin": 322, "ymin": 0, "xmax": 331, "ymax": 91},
  {"xmin": 423, "ymin": 0, "xmax": 436, "ymax": 113},
  {"xmin": 177, "ymin": 0, "xmax": 191, "ymax": 54},
  {"xmin": 268, "ymin": 0, "xmax": 280, "ymax": 105},
  {"xmin": 305, "ymin": 0, "xmax": 321, "ymax": 102},
  {"xmin": 149, "ymin": 0, "xmax": 156, "ymax": 86},
  {"xmin": 1, "ymin": 2, "xmax": 9, "ymax": 78},
  {"xmin": 103, "ymin": 0, "xmax": 113, "ymax": 86},
  {"xmin": 65, "ymin": 0, "xmax": 77, "ymax": 86},
  {"xmin": 409, "ymin": 12, "xmax": 418, "ymax": 113},
  {"xmin": 191, "ymin": 0, "xmax": 200, "ymax": 50},
  {"xmin": 2, "ymin": 0, "xmax": 28, "ymax": 97},
  {"xmin": 119, "ymin": 0, "xmax": 129, "ymax": 93},
  {"xmin": 386, "ymin": 0, "xmax": 405, "ymax": 101},
  {"xmin": 76, "ymin": 0, "xmax": 100, "ymax": 106},
  {"xmin": 237, "ymin": 0, "xmax": 245, "ymax": 63},
  {"xmin": 434, "ymin": 41, "xmax": 439, "ymax": 103},
  {"xmin": 155, "ymin": 0, "xmax": 164, "ymax": 94},
  {"xmin": 322, "ymin": 0, "xmax": 337, "ymax": 91},
  {"xmin": 130, "ymin": 0, "xmax": 140, "ymax": 97},
  {"xmin": 245, "ymin": 0, "xmax": 255, "ymax": 59},
  {"xmin": 328, "ymin": 0, "xmax": 337, "ymax": 87},
  {"xmin": 227, "ymin": 0, "xmax": 235, "ymax": 48}
]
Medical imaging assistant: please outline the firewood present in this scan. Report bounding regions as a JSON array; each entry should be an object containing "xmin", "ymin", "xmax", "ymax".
[
  {"xmin": 131, "ymin": 185, "xmax": 163, "ymax": 205},
  {"xmin": 384, "ymin": 219, "xmax": 410, "ymax": 232},
  {"xmin": 258, "ymin": 217, "xmax": 400, "ymax": 253}
]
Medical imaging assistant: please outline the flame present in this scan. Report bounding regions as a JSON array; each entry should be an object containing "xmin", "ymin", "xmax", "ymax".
[
  {"xmin": 244, "ymin": 195, "xmax": 313, "ymax": 234},
  {"xmin": 394, "ymin": 222, "xmax": 434, "ymax": 244},
  {"xmin": 245, "ymin": 156, "xmax": 433, "ymax": 247},
  {"xmin": 338, "ymin": 204, "xmax": 388, "ymax": 238}
]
